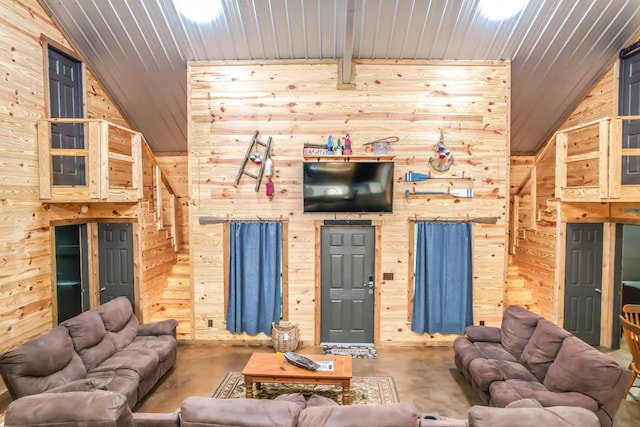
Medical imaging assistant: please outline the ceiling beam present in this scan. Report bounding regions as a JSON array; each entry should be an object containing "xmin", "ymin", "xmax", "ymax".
[{"xmin": 342, "ymin": 0, "xmax": 356, "ymax": 85}]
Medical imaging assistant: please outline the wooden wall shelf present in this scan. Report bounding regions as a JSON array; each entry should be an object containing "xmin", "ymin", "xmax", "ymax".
[{"xmin": 302, "ymin": 155, "xmax": 394, "ymax": 162}]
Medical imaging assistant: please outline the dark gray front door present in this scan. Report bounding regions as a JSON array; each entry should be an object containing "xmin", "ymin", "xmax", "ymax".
[
  {"xmin": 564, "ymin": 223, "xmax": 603, "ymax": 345},
  {"xmin": 98, "ymin": 223, "xmax": 134, "ymax": 307},
  {"xmin": 48, "ymin": 47, "xmax": 85, "ymax": 186},
  {"xmin": 620, "ymin": 51, "xmax": 640, "ymax": 184},
  {"xmin": 320, "ymin": 226, "xmax": 375, "ymax": 343}
]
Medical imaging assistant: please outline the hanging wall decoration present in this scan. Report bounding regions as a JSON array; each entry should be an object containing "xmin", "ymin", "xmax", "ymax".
[{"xmin": 429, "ymin": 130, "xmax": 454, "ymax": 172}]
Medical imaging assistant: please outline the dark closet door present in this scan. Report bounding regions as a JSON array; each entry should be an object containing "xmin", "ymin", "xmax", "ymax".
[
  {"xmin": 564, "ymin": 223, "xmax": 603, "ymax": 346},
  {"xmin": 98, "ymin": 223, "xmax": 134, "ymax": 307}
]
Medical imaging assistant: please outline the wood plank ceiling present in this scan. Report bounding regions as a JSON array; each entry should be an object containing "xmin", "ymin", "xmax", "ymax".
[{"xmin": 40, "ymin": 0, "xmax": 640, "ymax": 154}]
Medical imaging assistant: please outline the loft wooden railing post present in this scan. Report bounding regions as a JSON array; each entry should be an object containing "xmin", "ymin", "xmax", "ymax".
[
  {"xmin": 155, "ymin": 164, "xmax": 163, "ymax": 230},
  {"xmin": 599, "ymin": 118, "xmax": 610, "ymax": 199},
  {"xmin": 170, "ymin": 194, "xmax": 177, "ymax": 250},
  {"xmin": 609, "ymin": 117, "xmax": 623, "ymax": 199},
  {"xmin": 131, "ymin": 133, "xmax": 143, "ymax": 200},
  {"xmin": 37, "ymin": 120, "xmax": 52, "ymax": 200},
  {"xmin": 555, "ymin": 131, "xmax": 567, "ymax": 198}
]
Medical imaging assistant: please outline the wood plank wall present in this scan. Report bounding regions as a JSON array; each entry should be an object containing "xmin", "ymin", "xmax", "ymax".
[
  {"xmin": 188, "ymin": 60, "xmax": 510, "ymax": 345},
  {"xmin": 0, "ymin": 0, "xmax": 176, "ymax": 396},
  {"xmin": 510, "ymin": 65, "xmax": 618, "ymax": 321},
  {"xmin": 156, "ymin": 155, "xmax": 190, "ymax": 250}
]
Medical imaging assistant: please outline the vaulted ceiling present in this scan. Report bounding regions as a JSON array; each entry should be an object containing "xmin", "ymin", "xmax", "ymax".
[{"xmin": 40, "ymin": 0, "xmax": 640, "ymax": 154}]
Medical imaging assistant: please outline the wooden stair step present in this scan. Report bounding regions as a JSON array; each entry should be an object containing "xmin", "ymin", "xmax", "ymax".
[{"xmin": 167, "ymin": 275, "xmax": 190, "ymax": 288}]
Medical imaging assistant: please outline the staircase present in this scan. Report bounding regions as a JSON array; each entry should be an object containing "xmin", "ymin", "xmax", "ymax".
[
  {"xmin": 150, "ymin": 249, "xmax": 192, "ymax": 340},
  {"xmin": 506, "ymin": 258, "xmax": 538, "ymax": 312}
]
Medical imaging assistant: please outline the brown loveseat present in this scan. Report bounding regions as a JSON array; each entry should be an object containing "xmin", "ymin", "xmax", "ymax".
[
  {"xmin": 453, "ymin": 305, "xmax": 632, "ymax": 427},
  {"xmin": 0, "ymin": 296, "xmax": 178, "ymax": 408},
  {"xmin": 3, "ymin": 390, "xmax": 600, "ymax": 427}
]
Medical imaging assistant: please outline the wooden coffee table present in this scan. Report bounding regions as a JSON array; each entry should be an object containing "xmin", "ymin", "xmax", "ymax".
[{"xmin": 241, "ymin": 352, "xmax": 353, "ymax": 404}]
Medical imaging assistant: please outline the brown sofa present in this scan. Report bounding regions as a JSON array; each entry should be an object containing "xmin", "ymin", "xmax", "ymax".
[
  {"xmin": 453, "ymin": 305, "xmax": 632, "ymax": 427},
  {"xmin": 0, "ymin": 296, "xmax": 178, "ymax": 408},
  {"xmin": 3, "ymin": 391, "xmax": 600, "ymax": 427}
]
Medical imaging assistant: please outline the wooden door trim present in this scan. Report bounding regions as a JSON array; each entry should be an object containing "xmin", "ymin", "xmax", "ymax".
[{"xmin": 313, "ymin": 221, "xmax": 381, "ymax": 346}]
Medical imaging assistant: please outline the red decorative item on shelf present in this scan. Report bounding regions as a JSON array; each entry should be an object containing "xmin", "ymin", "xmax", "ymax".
[{"xmin": 266, "ymin": 178, "xmax": 274, "ymax": 199}]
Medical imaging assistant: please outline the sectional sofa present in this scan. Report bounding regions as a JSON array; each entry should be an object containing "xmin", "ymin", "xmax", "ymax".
[
  {"xmin": 3, "ymin": 390, "xmax": 600, "ymax": 427},
  {"xmin": 453, "ymin": 305, "xmax": 632, "ymax": 427},
  {"xmin": 0, "ymin": 296, "xmax": 178, "ymax": 408}
]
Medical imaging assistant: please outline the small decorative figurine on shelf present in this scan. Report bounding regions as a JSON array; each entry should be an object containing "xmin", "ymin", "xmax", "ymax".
[
  {"xmin": 335, "ymin": 138, "xmax": 343, "ymax": 155},
  {"xmin": 429, "ymin": 130, "xmax": 454, "ymax": 172},
  {"xmin": 327, "ymin": 135, "xmax": 334, "ymax": 155},
  {"xmin": 344, "ymin": 133, "xmax": 352, "ymax": 155}
]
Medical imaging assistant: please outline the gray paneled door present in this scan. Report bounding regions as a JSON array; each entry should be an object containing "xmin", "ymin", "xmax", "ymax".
[
  {"xmin": 620, "ymin": 50, "xmax": 640, "ymax": 184},
  {"xmin": 48, "ymin": 47, "xmax": 85, "ymax": 186},
  {"xmin": 320, "ymin": 226, "xmax": 375, "ymax": 344},
  {"xmin": 98, "ymin": 223, "xmax": 134, "ymax": 307},
  {"xmin": 564, "ymin": 223, "xmax": 603, "ymax": 346}
]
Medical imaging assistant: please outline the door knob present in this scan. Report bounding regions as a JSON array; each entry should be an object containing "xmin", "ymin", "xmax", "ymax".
[
  {"xmin": 595, "ymin": 288, "xmax": 602, "ymax": 293},
  {"xmin": 366, "ymin": 276, "xmax": 374, "ymax": 288},
  {"xmin": 100, "ymin": 287, "xmax": 106, "ymax": 292}
]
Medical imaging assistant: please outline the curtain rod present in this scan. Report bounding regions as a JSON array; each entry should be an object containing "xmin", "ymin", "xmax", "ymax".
[
  {"xmin": 409, "ymin": 216, "xmax": 498, "ymax": 224},
  {"xmin": 199, "ymin": 216, "xmax": 288, "ymax": 225}
]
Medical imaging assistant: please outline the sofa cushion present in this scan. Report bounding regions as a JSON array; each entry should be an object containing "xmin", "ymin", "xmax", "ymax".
[
  {"xmin": 544, "ymin": 336, "xmax": 632, "ymax": 421},
  {"xmin": 0, "ymin": 326, "xmax": 87, "ymax": 398},
  {"xmin": 97, "ymin": 296, "xmax": 135, "ymax": 332},
  {"xmin": 298, "ymin": 403, "xmax": 418, "ymax": 427},
  {"xmin": 90, "ymin": 347, "xmax": 159, "ymax": 380},
  {"xmin": 107, "ymin": 315, "xmax": 140, "ymax": 351},
  {"xmin": 63, "ymin": 310, "xmax": 117, "ymax": 372},
  {"xmin": 305, "ymin": 394, "xmax": 340, "ymax": 408},
  {"xmin": 465, "ymin": 325, "xmax": 501, "ymax": 343},
  {"xmin": 474, "ymin": 342, "xmax": 517, "ymax": 362},
  {"xmin": 500, "ymin": 306, "xmax": 542, "ymax": 359},
  {"xmin": 87, "ymin": 369, "xmax": 140, "ymax": 408},
  {"xmin": 3, "ymin": 390, "xmax": 133, "ymax": 427},
  {"xmin": 468, "ymin": 404, "xmax": 600, "ymax": 427},
  {"xmin": 519, "ymin": 319, "xmax": 572, "ymax": 382},
  {"xmin": 274, "ymin": 393, "xmax": 307, "ymax": 410},
  {"xmin": 490, "ymin": 379, "xmax": 598, "ymax": 411},
  {"xmin": 180, "ymin": 397, "xmax": 301, "ymax": 427},
  {"xmin": 469, "ymin": 359, "xmax": 538, "ymax": 393},
  {"xmin": 131, "ymin": 335, "xmax": 177, "ymax": 362}
]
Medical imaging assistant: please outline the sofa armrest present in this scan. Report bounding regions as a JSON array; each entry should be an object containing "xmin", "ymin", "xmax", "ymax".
[
  {"xmin": 465, "ymin": 325, "xmax": 501, "ymax": 343},
  {"xmin": 45, "ymin": 377, "xmax": 108, "ymax": 393},
  {"xmin": 4, "ymin": 390, "xmax": 133, "ymax": 427},
  {"xmin": 137, "ymin": 319, "xmax": 179, "ymax": 338},
  {"xmin": 133, "ymin": 411, "xmax": 180, "ymax": 427}
]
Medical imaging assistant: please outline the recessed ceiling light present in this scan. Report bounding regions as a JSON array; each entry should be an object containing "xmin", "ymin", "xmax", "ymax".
[
  {"xmin": 173, "ymin": 0, "xmax": 223, "ymax": 23},
  {"xmin": 479, "ymin": 0, "xmax": 528, "ymax": 20}
]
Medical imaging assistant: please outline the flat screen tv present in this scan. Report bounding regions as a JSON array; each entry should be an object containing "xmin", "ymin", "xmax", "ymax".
[{"xmin": 303, "ymin": 161, "xmax": 394, "ymax": 213}]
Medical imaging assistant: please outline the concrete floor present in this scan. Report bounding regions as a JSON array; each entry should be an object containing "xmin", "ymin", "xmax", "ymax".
[{"xmin": 134, "ymin": 343, "xmax": 640, "ymax": 426}]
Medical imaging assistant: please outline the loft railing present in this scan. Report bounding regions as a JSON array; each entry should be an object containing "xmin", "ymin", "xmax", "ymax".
[
  {"xmin": 555, "ymin": 115, "xmax": 640, "ymax": 201},
  {"xmin": 38, "ymin": 118, "xmax": 143, "ymax": 202},
  {"xmin": 37, "ymin": 118, "xmax": 178, "ymax": 250}
]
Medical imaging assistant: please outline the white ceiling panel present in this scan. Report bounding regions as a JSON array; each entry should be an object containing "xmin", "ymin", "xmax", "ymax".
[{"xmin": 40, "ymin": 0, "xmax": 640, "ymax": 153}]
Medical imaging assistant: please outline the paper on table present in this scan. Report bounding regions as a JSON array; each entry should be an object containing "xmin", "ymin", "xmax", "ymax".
[{"xmin": 315, "ymin": 360, "xmax": 334, "ymax": 372}]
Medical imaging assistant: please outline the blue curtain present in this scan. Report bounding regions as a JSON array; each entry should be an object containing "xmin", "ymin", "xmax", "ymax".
[
  {"xmin": 227, "ymin": 222, "xmax": 282, "ymax": 335},
  {"xmin": 411, "ymin": 222, "xmax": 473, "ymax": 334}
]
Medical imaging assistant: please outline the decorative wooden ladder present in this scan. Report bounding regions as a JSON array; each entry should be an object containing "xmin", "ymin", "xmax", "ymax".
[{"xmin": 235, "ymin": 130, "xmax": 272, "ymax": 192}]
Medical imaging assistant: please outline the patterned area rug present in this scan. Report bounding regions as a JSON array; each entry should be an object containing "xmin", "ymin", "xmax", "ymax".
[
  {"xmin": 212, "ymin": 371, "xmax": 398, "ymax": 405},
  {"xmin": 322, "ymin": 343, "xmax": 378, "ymax": 358}
]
